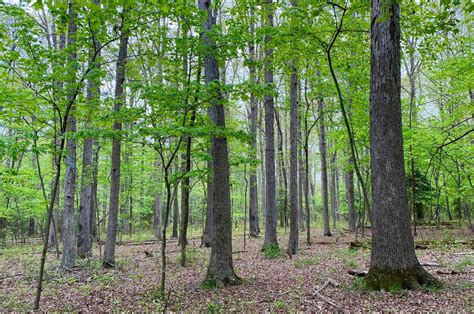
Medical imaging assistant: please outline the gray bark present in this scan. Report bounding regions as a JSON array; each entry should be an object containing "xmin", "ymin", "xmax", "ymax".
[
  {"xmin": 318, "ymin": 99, "xmax": 331, "ymax": 236},
  {"xmin": 263, "ymin": 0, "xmax": 278, "ymax": 248},
  {"xmin": 330, "ymin": 152, "xmax": 337, "ymax": 228},
  {"xmin": 61, "ymin": 0, "xmax": 77, "ymax": 269},
  {"xmin": 103, "ymin": 29, "xmax": 129, "ymax": 267},
  {"xmin": 366, "ymin": 0, "xmax": 439, "ymax": 289},
  {"xmin": 288, "ymin": 61, "xmax": 299, "ymax": 254},
  {"xmin": 199, "ymin": 0, "xmax": 240, "ymax": 286},
  {"xmin": 345, "ymin": 156, "xmax": 356, "ymax": 231},
  {"xmin": 248, "ymin": 7, "xmax": 259, "ymax": 237}
]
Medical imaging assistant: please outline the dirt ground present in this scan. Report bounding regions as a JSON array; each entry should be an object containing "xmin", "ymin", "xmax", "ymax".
[{"xmin": 1, "ymin": 226, "xmax": 473, "ymax": 311}]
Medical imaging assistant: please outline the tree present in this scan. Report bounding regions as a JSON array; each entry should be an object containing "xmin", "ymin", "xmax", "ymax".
[
  {"xmin": 103, "ymin": 17, "xmax": 129, "ymax": 267},
  {"xmin": 61, "ymin": 0, "xmax": 78, "ymax": 269},
  {"xmin": 263, "ymin": 0, "xmax": 279, "ymax": 250},
  {"xmin": 365, "ymin": 0, "xmax": 440, "ymax": 290},
  {"xmin": 199, "ymin": 0, "xmax": 241, "ymax": 287},
  {"xmin": 318, "ymin": 99, "xmax": 331, "ymax": 237}
]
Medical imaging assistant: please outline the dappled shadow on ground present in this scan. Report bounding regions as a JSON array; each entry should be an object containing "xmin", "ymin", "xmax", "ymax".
[{"xmin": 1, "ymin": 226, "xmax": 473, "ymax": 311}]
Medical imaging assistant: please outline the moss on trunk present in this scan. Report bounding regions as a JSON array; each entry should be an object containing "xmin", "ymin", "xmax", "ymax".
[{"xmin": 365, "ymin": 265, "xmax": 442, "ymax": 291}]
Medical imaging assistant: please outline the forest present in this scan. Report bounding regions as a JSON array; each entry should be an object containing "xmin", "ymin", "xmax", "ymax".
[{"xmin": 0, "ymin": 0, "xmax": 472, "ymax": 311}]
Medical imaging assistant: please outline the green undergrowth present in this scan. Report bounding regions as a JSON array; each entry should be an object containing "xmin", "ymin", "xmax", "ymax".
[{"xmin": 263, "ymin": 244, "xmax": 281, "ymax": 259}]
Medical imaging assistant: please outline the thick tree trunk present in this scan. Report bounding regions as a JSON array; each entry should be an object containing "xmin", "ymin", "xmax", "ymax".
[
  {"xmin": 288, "ymin": 61, "xmax": 299, "ymax": 254},
  {"xmin": 103, "ymin": 31, "xmax": 129, "ymax": 267},
  {"xmin": 275, "ymin": 110, "xmax": 288, "ymax": 229},
  {"xmin": 318, "ymin": 99, "xmax": 331, "ymax": 237},
  {"xmin": 199, "ymin": 0, "xmax": 240, "ymax": 286},
  {"xmin": 248, "ymin": 6, "xmax": 259, "ymax": 237},
  {"xmin": 366, "ymin": 0, "xmax": 439, "ymax": 290},
  {"xmin": 90, "ymin": 144, "xmax": 99, "ymax": 242},
  {"xmin": 263, "ymin": 0, "xmax": 278, "ymax": 248},
  {"xmin": 61, "ymin": 0, "xmax": 77, "ymax": 268}
]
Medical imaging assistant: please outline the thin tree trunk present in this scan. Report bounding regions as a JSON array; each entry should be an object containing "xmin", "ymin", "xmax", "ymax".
[
  {"xmin": 330, "ymin": 152, "xmax": 337, "ymax": 228},
  {"xmin": 103, "ymin": 27, "xmax": 129, "ymax": 267},
  {"xmin": 61, "ymin": 0, "xmax": 78, "ymax": 269},
  {"xmin": 318, "ymin": 99, "xmax": 331, "ymax": 236},
  {"xmin": 345, "ymin": 155, "xmax": 356, "ymax": 231},
  {"xmin": 287, "ymin": 57, "xmax": 299, "ymax": 254}
]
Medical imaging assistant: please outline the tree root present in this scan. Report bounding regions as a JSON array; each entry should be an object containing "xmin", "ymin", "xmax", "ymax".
[{"xmin": 365, "ymin": 265, "xmax": 442, "ymax": 290}]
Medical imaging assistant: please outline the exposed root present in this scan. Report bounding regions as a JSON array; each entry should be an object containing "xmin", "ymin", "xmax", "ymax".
[{"xmin": 365, "ymin": 265, "xmax": 442, "ymax": 291}]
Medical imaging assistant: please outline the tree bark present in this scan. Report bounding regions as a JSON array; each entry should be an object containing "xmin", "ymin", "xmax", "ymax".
[
  {"xmin": 345, "ymin": 155, "xmax": 356, "ymax": 231},
  {"xmin": 330, "ymin": 151, "xmax": 337, "ymax": 228},
  {"xmin": 103, "ymin": 27, "xmax": 129, "ymax": 267},
  {"xmin": 287, "ymin": 60, "xmax": 299, "ymax": 254},
  {"xmin": 366, "ymin": 0, "xmax": 440, "ymax": 290},
  {"xmin": 199, "ymin": 0, "xmax": 241, "ymax": 286},
  {"xmin": 61, "ymin": 0, "xmax": 77, "ymax": 269},
  {"xmin": 248, "ymin": 4, "xmax": 259, "ymax": 237},
  {"xmin": 318, "ymin": 99, "xmax": 331, "ymax": 237},
  {"xmin": 263, "ymin": 0, "xmax": 278, "ymax": 248}
]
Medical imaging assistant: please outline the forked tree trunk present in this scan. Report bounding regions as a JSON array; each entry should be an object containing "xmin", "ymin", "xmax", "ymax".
[
  {"xmin": 366, "ymin": 0, "xmax": 440, "ymax": 290},
  {"xmin": 103, "ymin": 28, "xmax": 129, "ymax": 267},
  {"xmin": 199, "ymin": 0, "xmax": 240, "ymax": 286}
]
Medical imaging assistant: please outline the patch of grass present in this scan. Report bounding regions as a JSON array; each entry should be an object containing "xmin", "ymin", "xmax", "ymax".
[
  {"xmin": 422, "ymin": 282, "xmax": 443, "ymax": 293},
  {"xmin": 147, "ymin": 286, "xmax": 165, "ymax": 303},
  {"xmin": 454, "ymin": 257, "xmax": 473, "ymax": 272},
  {"xmin": 208, "ymin": 301, "xmax": 222, "ymax": 313},
  {"xmin": 457, "ymin": 281, "xmax": 474, "ymax": 290},
  {"xmin": 349, "ymin": 277, "xmax": 368, "ymax": 292},
  {"xmin": 263, "ymin": 244, "xmax": 281, "ymax": 259},
  {"xmin": 294, "ymin": 254, "xmax": 322, "ymax": 269},
  {"xmin": 274, "ymin": 299, "xmax": 286, "ymax": 309},
  {"xmin": 202, "ymin": 278, "xmax": 217, "ymax": 289}
]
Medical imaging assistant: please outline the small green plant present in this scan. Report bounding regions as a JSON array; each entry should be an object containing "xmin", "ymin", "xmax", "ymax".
[
  {"xmin": 263, "ymin": 244, "xmax": 281, "ymax": 259},
  {"xmin": 274, "ymin": 300, "xmax": 286, "ymax": 309},
  {"xmin": 147, "ymin": 286, "xmax": 165, "ymax": 303},
  {"xmin": 202, "ymin": 278, "xmax": 217, "ymax": 289},
  {"xmin": 208, "ymin": 301, "xmax": 222, "ymax": 313},
  {"xmin": 349, "ymin": 277, "xmax": 368, "ymax": 292},
  {"xmin": 294, "ymin": 255, "xmax": 322, "ymax": 269},
  {"xmin": 421, "ymin": 282, "xmax": 442, "ymax": 293},
  {"xmin": 454, "ymin": 257, "xmax": 473, "ymax": 272}
]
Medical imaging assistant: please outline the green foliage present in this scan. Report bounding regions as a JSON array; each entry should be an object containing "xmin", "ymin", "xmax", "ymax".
[
  {"xmin": 294, "ymin": 254, "xmax": 322, "ymax": 269},
  {"xmin": 202, "ymin": 278, "xmax": 218, "ymax": 289},
  {"xmin": 263, "ymin": 244, "xmax": 281, "ymax": 259},
  {"xmin": 454, "ymin": 258, "xmax": 473, "ymax": 272}
]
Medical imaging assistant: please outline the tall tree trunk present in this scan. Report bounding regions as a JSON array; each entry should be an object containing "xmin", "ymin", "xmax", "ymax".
[
  {"xmin": 330, "ymin": 151, "xmax": 337, "ymax": 228},
  {"xmin": 77, "ymin": 0, "xmax": 101, "ymax": 259},
  {"xmin": 180, "ymin": 109, "xmax": 195, "ymax": 266},
  {"xmin": 287, "ymin": 59, "xmax": 299, "ymax": 254},
  {"xmin": 61, "ymin": 0, "xmax": 77, "ymax": 269},
  {"xmin": 345, "ymin": 155, "xmax": 356, "ymax": 231},
  {"xmin": 318, "ymin": 99, "xmax": 331, "ymax": 236},
  {"xmin": 263, "ymin": 0, "xmax": 278, "ymax": 248},
  {"xmin": 103, "ymin": 28, "xmax": 129, "ymax": 267},
  {"xmin": 248, "ymin": 4, "xmax": 259, "ymax": 237},
  {"xmin": 365, "ymin": 0, "xmax": 439, "ymax": 289},
  {"xmin": 153, "ymin": 157, "xmax": 162, "ymax": 240},
  {"xmin": 275, "ymin": 110, "xmax": 288, "ymax": 229},
  {"xmin": 202, "ymin": 157, "xmax": 213, "ymax": 247},
  {"xmin": 199, "ymin": 0, "xmax": 240, "ymax": 286},
  {"xmin": 90, "ymin": 143, "xmax": 99, "ymax": 242}
]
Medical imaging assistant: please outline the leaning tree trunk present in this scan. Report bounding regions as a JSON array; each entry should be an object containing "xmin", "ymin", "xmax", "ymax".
[
  {"xmin": 199, "ymin": 0, "xmax": 241, "ymax": 286},
  {"xmin": 61, "ymin": 0, "xmax": 78, "ymax": 269},
  {"xmin": 103, "ymin": 30, "xmax": 129, "ymax": 268},
  {"xmin": 318, "ymin": 99, "xmax": 331, "ymax": 237},
  {"xmin": 365, "ymin": 0, "xmax": 440, "ymax": 290},
  {"xmin": 287, "ymin": 59, "xmax": 299, "ymax": 254},
  {"xmin": 263, "ymin": 0, "xmax": 278, "ymax": 249}
]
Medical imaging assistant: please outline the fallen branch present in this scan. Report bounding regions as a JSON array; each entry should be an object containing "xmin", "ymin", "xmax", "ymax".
[{"xmin": 314, "ymin": 292, "xmax": 344, "ymax": 311}]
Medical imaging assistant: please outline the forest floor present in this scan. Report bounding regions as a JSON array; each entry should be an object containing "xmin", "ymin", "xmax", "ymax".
[{"xmin": 1, "ymin": 225, "xmax": 473, "ymax": 312}]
